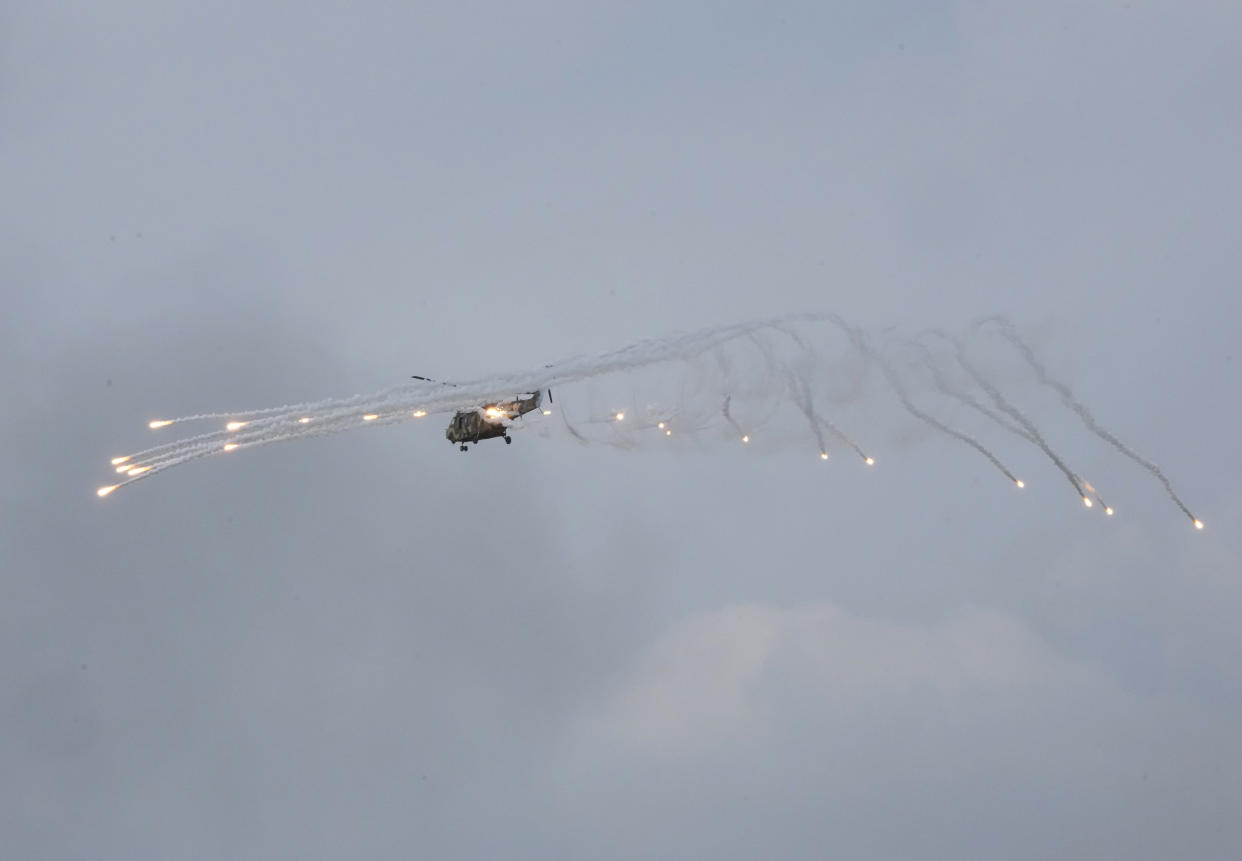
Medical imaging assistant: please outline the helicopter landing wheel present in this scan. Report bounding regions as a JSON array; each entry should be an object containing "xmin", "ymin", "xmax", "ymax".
[{"xmin": 504, "ymin": 436, "xmax": 512, "ymax": 444}]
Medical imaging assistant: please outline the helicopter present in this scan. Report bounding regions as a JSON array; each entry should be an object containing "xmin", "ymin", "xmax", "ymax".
[{"xmin": 413, "ymin": 376, "xmax": 551, "ymax": 451}]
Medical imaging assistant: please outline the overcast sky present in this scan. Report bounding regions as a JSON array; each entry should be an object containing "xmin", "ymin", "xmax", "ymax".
[{"xmin": 4, "ymin": 1, "xmax": 1241, "ymax": 858}]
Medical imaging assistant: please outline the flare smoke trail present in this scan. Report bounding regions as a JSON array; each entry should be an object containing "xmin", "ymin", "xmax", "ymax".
[
  {"xmin": 721, "ymin": 396, "xmax": 749, "ymax": 443},
  {"xmin": 787, "ymin": 375, "xmax": 831, "ymax": 458},
  {"xmin": 784, "ymin": 370, "xmax": 865, "ymax": 461},
  {"xmin": 775, "ymin": 315, "xmax": 872, "ymax": 462},
  {"xmin": 906, "ymin": 340, "xmax": 1036, "ymax": 444},
  {"xmin": 105, "ymin": 314, "xmax": 833, "ymax": 489},
  {"xmin": 925, "ymin": 330, "xmax": 1086, "ymax": 499},
  {"xmin": 559, "ymin": 410, "xmax": 590, "ymax": 444},
  {"xmin": 978, "ymin": 317, "xmax": 1201, "ymax": 527},
  {"xmin": 872, "ymin": 345, "xmax": 1022, "ymax": 486},
  {"xmin": 820, "ymin": 316, "xmax": 1000, "ymax": 474},
  {"xmin": 903, "ymin": 336, "xmax": 1110, "ymax": 504},
  {"xmin": 819, "ymin": 419, "xmax": 872, "ymax": 464},
  {"xmin": 94, "ymin": 313, "xmax": 1203, "ymax": 528}
]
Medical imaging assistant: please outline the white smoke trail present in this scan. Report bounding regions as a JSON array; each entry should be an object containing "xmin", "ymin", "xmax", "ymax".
[
  {"xmin": 721, "ymin": 396, "xmax": 749, "ymax": 443},
  {"xmin": 112, "ymin": 313, "xmax": 836, "ymax": 479},
  {"xmin": 787, "ymin": 374, "xmax": 831, "ymax": 459},
  {"xmin": 901, "ymin": 337, "xmax": 1123, "ymax": 505},
  {"xmin": 872, "ymin": 344, "xmax": 1023, "ymax": 487},
  {"xmin": 905, "ymin": 340, "xmax": 1036, "ymax": 444},
  {"xmin": 924, "ymin": 330, "xmax": 1087, "ymax": 500},
  {"xmin": 815, "ymin": 413, "xmax": 871, "ymax": 464},
  {"xmin": 978, "ymin": 317, "xmax": 1201, "ymax": 527},
  {"xmin": 94, "ymin": 313, "xmax": 1202, "ymax": 528}
]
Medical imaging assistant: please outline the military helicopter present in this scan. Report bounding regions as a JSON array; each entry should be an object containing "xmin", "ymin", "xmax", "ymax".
[{"xmin": 413, "ymin": 375, "xmax": 551, "ymax": 451}]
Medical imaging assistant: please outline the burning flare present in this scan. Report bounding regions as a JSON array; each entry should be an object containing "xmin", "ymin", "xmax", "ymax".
[{"xmin": 91, "ymin": 314, "xmax": 1204, "ymax": 527}]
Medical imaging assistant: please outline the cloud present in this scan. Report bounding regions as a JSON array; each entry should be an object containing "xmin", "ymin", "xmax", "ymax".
[
  {"xmin": 573, "ymin": 602, "xmax": 1084, "ymax": 753},
  {"xmin": 557, "ymin": 599, "xmax": 1242, "ymax": 859},
  {"xmin": 4, "ymin": 0, "xmax": 1240, "ymax": 857}
]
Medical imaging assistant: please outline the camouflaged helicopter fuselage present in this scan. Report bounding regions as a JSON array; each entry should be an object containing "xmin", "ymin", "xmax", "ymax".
[{"xmin": 445, "ymin": 392, "xmax": 541, "ymax": 444}]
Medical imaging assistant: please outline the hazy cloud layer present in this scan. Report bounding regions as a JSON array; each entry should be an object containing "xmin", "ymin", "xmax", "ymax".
[{"xmin": 4, "ymin": 1, "xmax": 1240, "ymax": 858}]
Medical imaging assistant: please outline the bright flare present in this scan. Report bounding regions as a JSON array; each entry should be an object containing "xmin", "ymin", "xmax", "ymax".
[
  {"xmin": 1195, "ymin": 519, "xmax": 1205, "ymax": 530},
  {"xmin": 148, "ymin": 420, "xmax": 173, "ymax": 429},
  {"xmin": 484, "ymin": 407, "xmax": 504, "ymax": 420},
  {"xmin": 657, "ymin": 422, "xmax": 665, "ymax": 429},
  {"xmin": 412, "ymin": 410, "xmax": 427, "ymax": 418},
  {"xmin": 115, "ymin": 464, "xmax": 133, "ymax": 474},
  {"xmin": 542, "ymin": 409, "xmax": 551, "ymax": 415},
  {"xmin": 1015, "ymin": 480, "xmax": 1025, "ymax": 489},
  {"xmin": 226, "ymin": 421, "xmax": 248, "ymax": 431},
  {"xmin": 864, "ymin": 457, "xmax": 875, "ymax": 466},
  {"xmin": 110, "ymin": 456, "xmax": 131, "ymax": 466},
  {"xmin": 97, "ymin": 485, "xmax": 118, "ymax": 497},
  {"xmin": 127, "ymin": 466, "xmax": 151, "ymax": 476},
  {"xmin": 665, "ymin": 429, "xmax": 672, "ymax": 436},
  {"xmin": 298, "ymin": 416, "xmax": 312, "ymax": 423},
  {"xmin": 223, "ymin": 443, "xmax": 239, "ymax": 451},
  {"xmin": 1105, "ymin": 507, "xmax": 1114, "ymax": 516},
  {"xmin": 742, "ymin": 435, "xmax": 749, "ymax": 443},
  {"xmin": 820, "ymin": 452, "xmax": 829, "ymax": 460},
  {"xmin": 1083, "ymin": 496, "xmax": 1093, "ymax": 508},
  {"xmin": 615, "ymin": 412, "xmax": 625, "ymax": 421},
  {"xmin": 363, "ymin": 414, "xmax": 379, "ymax": 421}
]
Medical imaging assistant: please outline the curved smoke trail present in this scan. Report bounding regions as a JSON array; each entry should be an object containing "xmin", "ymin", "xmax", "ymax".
[
  {"xmin": 94, "ymin": 313, "xmax": 1203, "ymax": 528},
  {"xmin": 977, "ymin": 316, "xmax": 1201, "ymax": 527},
  {"xmin": 922, "ymin": 330, "xmax": 1087, "ymax": 500}
]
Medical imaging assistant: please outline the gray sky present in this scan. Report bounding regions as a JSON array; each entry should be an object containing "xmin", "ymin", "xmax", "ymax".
[{"xmin": 4, "ymin": 1, "xmax": 1241, "ymax": 858}]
